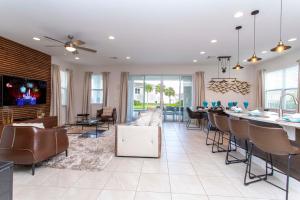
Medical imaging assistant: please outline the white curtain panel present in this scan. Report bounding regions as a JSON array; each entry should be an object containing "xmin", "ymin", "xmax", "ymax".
[
  {"xmin": 82, "ymin": 72, "xmax": 92, "ymax": 115},
  {"xmin": 102, "ymin": 72, "xmax": 110, "ymax": 107},
  {"xmin": 119, "ymin": 72, "xmax": 129, "ymax": 123},
  {"xmin": 50, "ymin": 64, "xmax": 62, "ymax": 126},
  {"xmin": 66, "ymin": 69, "xmax": 74, "ymax": 123},
  {"xmin": 127, "ymin": 76, "xmax": 134, "ymax": 122},
  {"xmin": 256, "ymin": 69, "xmax": 265, "ymax": 109},
  {"xmin": 193, "ymin": 71, "xmax": 205, "ymax": 107}
]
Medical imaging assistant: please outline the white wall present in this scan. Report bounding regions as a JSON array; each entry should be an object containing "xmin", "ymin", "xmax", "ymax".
[
  {"xmin": 51, "ymin": 57, "xmax": 256, "ymax": 123},
  {"xmin": 255, "ymin": 49, "xmax": 300, "ymax": 72}
]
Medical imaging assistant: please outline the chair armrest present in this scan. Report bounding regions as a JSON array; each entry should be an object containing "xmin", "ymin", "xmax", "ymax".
[
  {"xmin": 96, "ymin": 109, "xmax": 104, "ymax": 118},
  {"xmin": 113, "ymin": 108, "xmax": 117, "ymax": 121},
  {"xmin": 35, "ymin": 128, "xmax": 68, "ymax": 161}
]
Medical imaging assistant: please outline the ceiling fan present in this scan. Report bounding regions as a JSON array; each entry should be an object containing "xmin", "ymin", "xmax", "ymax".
[{"xmin": 44, "ymin": 35, "xmax": 97, "ymax": 54}]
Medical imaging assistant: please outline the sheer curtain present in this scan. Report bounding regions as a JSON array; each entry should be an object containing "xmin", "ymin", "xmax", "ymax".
[
  {"xmin": 193, "ymin": 71, "xmax": 205, "ymax": 107},
  {"xmin": 127, "ymin": 75, "xmax": 134, "ymax": 122},
  {"xmin": 119, "ymin": 72, "xmax": 129, "ymax": 123},
  {"xmin": 50, "ymin": 64, "xmax": 62, "ymax": 125},
  {"xmin": 256, "ymin": 69, "xmax": 265, "ymax": 109},
  {"xmin": 66, "ymin": 69, "xmax": 74, "ymax": 123},
  {"xmin": 102, "ymin": 72, "xmax": 110, "ymax": 107},
  {"xmin": 82, "ymin": 72, "xmax": 92, "ymax": 115}
]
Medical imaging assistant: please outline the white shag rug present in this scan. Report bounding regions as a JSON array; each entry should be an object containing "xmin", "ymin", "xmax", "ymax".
[{"xmin": 42, "ymin": 126, "xmax": 115, "ymax": 171}]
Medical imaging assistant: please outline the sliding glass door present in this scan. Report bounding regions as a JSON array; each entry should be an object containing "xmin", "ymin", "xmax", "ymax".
[{"xmin": 127, "ymin": 75, "xmax": 192, "ymax": 121}]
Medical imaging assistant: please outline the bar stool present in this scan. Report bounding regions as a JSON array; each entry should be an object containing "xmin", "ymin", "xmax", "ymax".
[
  {"xmin": 245, "ymin": 123, "xmax": 300, "ymax": 200},
  {"xmin": 227, "ymin": 118, "xmax": 249, "ymax": 165},
  {"xmin": 206, "ymin": 111, "xmax": 218, "ymax": 145},
  {"xmin": 212, "ymin": 114, "xmax": 232, "ymax": 153}
]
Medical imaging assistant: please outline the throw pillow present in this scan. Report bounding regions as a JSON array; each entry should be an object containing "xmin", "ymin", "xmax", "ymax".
[
  {"xmin": 12, "ymin": 123, "xmax": 45, "ymax": 129},
  {"xmin": 102, "ymin": 107, "xmax": 113, "ymax": 116}
]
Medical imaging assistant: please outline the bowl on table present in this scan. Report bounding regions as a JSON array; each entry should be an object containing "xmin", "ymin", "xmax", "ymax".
[
  {"xmin": 282, "ymin": 113, "xmax": 300, "ymax": 123},
  {"xmin": 248, "ymin": 110, "xmax": 262, "ymax": 117}
]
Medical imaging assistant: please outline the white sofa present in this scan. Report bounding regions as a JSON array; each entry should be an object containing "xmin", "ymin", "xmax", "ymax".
[{"xmin": 115, "ymin": 109, "xmax": 162, "ymax": 158}]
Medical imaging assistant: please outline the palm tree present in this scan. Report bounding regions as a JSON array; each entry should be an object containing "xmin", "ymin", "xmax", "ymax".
[
  {"xmin": 155, "ymin": 84, "xmax": 165, "ymax": 94},
  {"xmin": 164, "ymin": 87, "xmax": 175, "ymax": 104},
  {"xmin": 145, "ymin": 84, "xmax": 153, "ymax": 107}
]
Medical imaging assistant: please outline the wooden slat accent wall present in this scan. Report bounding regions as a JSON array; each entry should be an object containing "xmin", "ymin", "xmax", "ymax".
[{"xmin": 0, "ymin": 36, "xmax": 51, "ymax": 122}]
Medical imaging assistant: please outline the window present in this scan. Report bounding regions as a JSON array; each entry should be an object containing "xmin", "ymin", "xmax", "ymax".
[
  {"xmin": 60, "ymin": 70, "xmax": 67, "ymax": 106},
  {"xmin": 127, "ymin": 75, "xmax": 192, "ymax": 121},
  {"xmin": 91, "ymin": 74, "xmax": 103, "ymax": 104},
  {"xmin": 264, "ymin": 66, "xmax": 298, "ymax": 110}
]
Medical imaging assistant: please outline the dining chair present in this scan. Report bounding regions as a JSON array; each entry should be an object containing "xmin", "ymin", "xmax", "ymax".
[
  {"xmin": 227, "ymin": 118, "xmax": 249, "ymax": 164},
  {"xmin": 212, "ymin": 113, "xmax": 231, "ymax": 153},
  {"xmin": 245, "ymin": 123, "xmax": 300, "ymax": 200}
]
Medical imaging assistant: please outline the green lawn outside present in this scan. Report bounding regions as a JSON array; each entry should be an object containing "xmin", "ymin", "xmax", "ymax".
[{"xmin": 133, "ymin": 103, "xmax": 183, "ymax": 110}]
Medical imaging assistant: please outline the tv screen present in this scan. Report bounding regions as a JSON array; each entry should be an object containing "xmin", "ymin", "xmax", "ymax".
[{"xmin": 2, "ymin": 75, "xmax": 47, "ymax": 106}]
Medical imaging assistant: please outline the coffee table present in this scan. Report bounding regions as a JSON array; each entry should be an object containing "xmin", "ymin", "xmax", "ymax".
[{"xmin": 76, "ymin": 118, "xmax": 106, "ymax": 138}]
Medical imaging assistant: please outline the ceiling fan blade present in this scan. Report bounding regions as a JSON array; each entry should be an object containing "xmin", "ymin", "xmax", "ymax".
[
  {"xmin": 72, "ymin": 40, "xmax": 85, "ymax": 46},
  {"xmin": 76, "ymin": 46, "xmax": 97, "ymax": 53},
  {"xmin": 44, "ymin": 36, "xmax": 65, "ymax": 44},
  {"xmin": 45, "ymin": 45, "xmax": 63, "ymax": 47}
]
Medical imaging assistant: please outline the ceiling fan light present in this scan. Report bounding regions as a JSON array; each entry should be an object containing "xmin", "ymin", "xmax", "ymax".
[
  {"xmin": 270, "ymin": 41, "xmax": 291, "ymax": 52},
  {"xmin": 233, "ymin": 63, "xmax": 244, "ymax": 70},
  {"xmin": 247, "ymin": 54, "xmax": 262, "ymax": 63},
  {"xmin": 65, "ymin": 43, "xmax": 77, "ymax": 52}
]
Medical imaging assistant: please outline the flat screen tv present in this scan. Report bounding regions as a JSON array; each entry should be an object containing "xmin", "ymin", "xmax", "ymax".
[{"xmin": 2, "ymin": 75, "xmax": 47, "ymax": 106}]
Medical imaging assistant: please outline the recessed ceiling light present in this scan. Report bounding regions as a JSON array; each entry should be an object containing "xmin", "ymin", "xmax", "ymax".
[
  {"xmin": 108, "ymin": 36, "xmax": 115, "ymax": 40},
  {"xmin": 109, "ymin": 56, "xmax": 118, "ymax": 59},
  {"xmin": 193, "ymin": 59, "xmax": 198, "ymax": 63},
  {"xmin": 210, "ymin": 39, "xmax": 217, "ymax": 43},
  {"xmin": 200, "ymin": 51, "xmax": 206, "ymax": 55},
  {"xmin": 243, "ymin": 59, "xmax": 247, "ymax": 62},
  {"xmin": 126, "ymin": 56, "xmax": 131, "ymax": 60},
  {"xmin": 33, "ymin": 37, "xmax": 40, "ymax": 41},
  {"xmin": 261, "ymin": 50, "xmax": 268, "ymax": 54},
  {"xmin": 288, "ymin": 38, "xmax": 297, "ymax": 42},
  {"xmin": 75, "ymin": 57, "xmax": 80, "ymax": 60},
  {"xmin": 234, "ymin": 11, "xmax": 244, "ymax": 18}
]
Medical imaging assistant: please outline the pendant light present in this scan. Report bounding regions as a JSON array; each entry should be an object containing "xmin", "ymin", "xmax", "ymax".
[
  {"xmin": 233, "ymin": 26, "xmax": 244, "ymax": 70},
  {"xmin": 270, "ymin": 0, "xmax": 291, "ymax": 52},
  {"xmin": 247, "ymin": 10, "xmax": 262, "ymax": 63}
]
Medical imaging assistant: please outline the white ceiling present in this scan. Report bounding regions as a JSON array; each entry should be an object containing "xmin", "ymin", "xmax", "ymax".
[{"xmin": 0, "ymin": 0, "xmax": 299, "ymax": 67}]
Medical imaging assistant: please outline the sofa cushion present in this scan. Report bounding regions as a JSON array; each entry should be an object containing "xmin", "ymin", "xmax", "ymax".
[{"xmin": 12, "ymin": 123, "xmax": 45, "ymax": 129}]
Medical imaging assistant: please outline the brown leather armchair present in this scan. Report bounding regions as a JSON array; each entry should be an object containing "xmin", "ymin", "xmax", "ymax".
[
  {"xmin": 96, "ymin": 107, "xmax": 117, "ymax": 125},
  {"xmin": 0, "ymin": 125, "xmax": 69, "ymax": 175}
]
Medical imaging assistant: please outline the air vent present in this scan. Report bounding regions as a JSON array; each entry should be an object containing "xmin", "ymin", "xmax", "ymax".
[{"xmin": 206, "ymin": 56, "xmax": 217, "ymax": 59}]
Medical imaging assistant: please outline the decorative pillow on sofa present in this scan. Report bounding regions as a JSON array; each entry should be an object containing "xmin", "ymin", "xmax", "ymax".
[
  {"xmin": 102, "ymin": 107, "xmax": 113, "ymax": 116},
  {"xmin": 12, "ymin": 123, "xmax": 45, "ymax": 129}
]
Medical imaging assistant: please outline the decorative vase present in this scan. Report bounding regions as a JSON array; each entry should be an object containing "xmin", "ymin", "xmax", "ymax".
[
  {"xmin": 2, "ymin": 107, "xmax": 13, "ymax": 125},
  {"xmin": 37, "ymin": 109, "xmax": 45, "ymax": 118},
  {"xmin": 212, "ymin": 101, "xmax": 216, "ymax": 108},
  {"xmin": 243, "ymin": 101, "xmax": 249, "ymax": 110}
]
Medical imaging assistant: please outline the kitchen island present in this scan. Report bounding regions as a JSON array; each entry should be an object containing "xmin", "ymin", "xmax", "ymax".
[{"xmin": 224, "ymin": 110, "xmax": 300, "ymax": 181}]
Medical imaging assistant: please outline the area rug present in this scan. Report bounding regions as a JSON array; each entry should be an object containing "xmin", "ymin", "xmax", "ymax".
[{"xmin": 42, "ymin": 126, "xmax": 115, "ymax": 171}]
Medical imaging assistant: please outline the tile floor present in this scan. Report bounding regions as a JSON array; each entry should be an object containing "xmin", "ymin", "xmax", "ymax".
[{"xmin": 13, "ymin": 122, "xmax": 300, "ymax": 200}]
